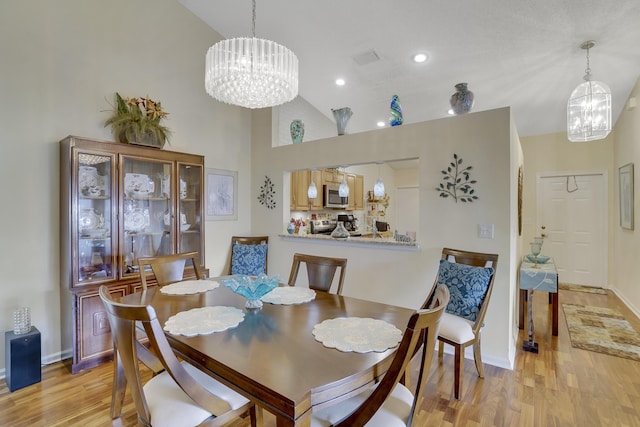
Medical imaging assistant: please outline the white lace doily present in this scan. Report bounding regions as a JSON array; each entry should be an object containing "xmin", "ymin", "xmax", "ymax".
[
  {"xmin": 163, "ymin": 306, "xmax": 244, "ymax": 337},
  {"xmin": 312, "ymin": 317, "xmax": 402, "ymax": 353},
  {"xmin": 159, "ymin": 279, "xmax": 220, "ymax": 295},
  {"xmin": 261, "ymin": 287, "xmax": 316, "ymax": 305}
]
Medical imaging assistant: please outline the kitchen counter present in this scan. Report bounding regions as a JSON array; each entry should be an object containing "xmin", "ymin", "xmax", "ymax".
[{"xmin": 279, "ymin": 233, "xmax": 420, "ymax": 250}]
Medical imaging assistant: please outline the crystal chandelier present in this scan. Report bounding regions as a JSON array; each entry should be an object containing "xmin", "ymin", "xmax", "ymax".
[
  {"xmin": 205, "ymin": 0, "xmax": 298, "ymax": 109},
  {"xmin": 567, "ymin": 40, "xmax": 611, "ymax": 142}
]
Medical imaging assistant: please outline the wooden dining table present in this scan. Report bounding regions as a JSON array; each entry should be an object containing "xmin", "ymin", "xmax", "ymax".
[{"xmin": 119, "ymin": 279, "xmax": 415, "ymax": 427}]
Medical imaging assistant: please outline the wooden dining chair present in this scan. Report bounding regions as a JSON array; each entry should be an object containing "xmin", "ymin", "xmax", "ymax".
[
  {"xmin": 310, "ymin": 287, "xmax": 449, "ymax": 426},
  {"xmin": 225, "ymin": 236, "xmax": 269, "ymax": 275},
  {"xmin": 422, "ymin": 247, "xmax": 499, "ymax": 399},
  {"xmin": 287, "ymin": 253, "xmax": 347, "ymax": 295},
  {"xmin": 138, "ymin": 251, "xmax": 204, "ymax": 291},
  {"xmin": 99, "ymin": 286, "xmax": 257, "ymax": 427}
]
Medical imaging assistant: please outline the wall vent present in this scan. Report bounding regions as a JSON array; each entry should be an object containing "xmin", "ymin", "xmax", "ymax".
[{"xmin": 352, "ymin": 49, "xmax": 380, "ymax": 66}]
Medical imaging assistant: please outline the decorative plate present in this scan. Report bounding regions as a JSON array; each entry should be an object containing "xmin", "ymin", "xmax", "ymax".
[
  {"xmin": 124, "ymin": 208, "xmax": 150, "ymax": 232},
  {"xmin": 312, "ymin": 317, "xmax": 402, "ymax": 353},
  {"xmin": 161, "ymin": 175, "xmax": 171, "ymax": 197},
  {"xmin": 79, "ymin": 208, "xmax": 101, "ymax": 230},
  {"xmin": 261, "ymin": 287, "xmax": 316, "ymax": 305},
  {"xmin": 79, "ymin": 166, "xmax": 98, "ymax": 189},
  {"xmin": 124, "ymin": 173, "xmax": 154, "ymax": 196},
  {"xmin": 163, "ymin": 306, "xmax": 245, "ymax": 337}
]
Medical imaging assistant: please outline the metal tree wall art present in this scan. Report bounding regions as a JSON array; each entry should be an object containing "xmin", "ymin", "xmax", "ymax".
[
  {"xmin": 436, "ymin": 153, "xmax": 478, "ymax": 203},
  {"xmin": 258, "ymin": 176, "xmax": 276, "ymax": 209}
]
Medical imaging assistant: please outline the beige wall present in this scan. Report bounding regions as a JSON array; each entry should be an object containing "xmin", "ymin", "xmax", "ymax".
[
  {"xmin": 613, "ymin": 77, "xmax": 640, "ymax": 316},
  {"xmin": 251, "ymin": 107, "xmax": 521, "ymax": 369},
  {"xmin": 0, "ymin": 0, "xmax": 252, "ymax": 371}
]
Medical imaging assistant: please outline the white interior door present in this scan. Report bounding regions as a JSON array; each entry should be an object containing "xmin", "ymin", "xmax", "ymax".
[{"xmin": 536, "ymin": 173, "xmax": 607, "ymax": 287}]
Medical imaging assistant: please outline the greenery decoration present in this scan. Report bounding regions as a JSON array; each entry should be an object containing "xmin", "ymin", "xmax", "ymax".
[
  {"xmin": 258, "ymin": 176, "xmax": 276, "ymax": 209},
  {"xmin": 104, "ymin": 92, "xmax": 170, "ymax": 148},
  {"xmin": 436, "ymin": 153, "xmax": 478, "ymax": 203}
]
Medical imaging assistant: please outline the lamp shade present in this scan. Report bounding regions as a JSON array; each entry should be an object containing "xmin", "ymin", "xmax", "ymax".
[
  {"xmin": 373, "ymin": 177, "xmax": 385, "ymax": 197},
  {"xmin": 567, "ymin": 79, "xmax": 612, "ymax": 142},
  {"xmin": 307, "ymin": 181, "xmax": 317, "ymax": 199},
  {"xmin": 205, "ymin": 37, "xmax": 298, "ymax": 109}
]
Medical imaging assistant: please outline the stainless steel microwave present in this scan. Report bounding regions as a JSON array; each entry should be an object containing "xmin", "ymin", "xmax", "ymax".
[{"xmin": 324, "ymin": 185, "xmax": 348, "ymax": 209}]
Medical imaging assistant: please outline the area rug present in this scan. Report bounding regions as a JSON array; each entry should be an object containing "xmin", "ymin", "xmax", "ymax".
[
  {"xmin": 559, "ymin": 282, "xmax": 607, "ymax": 295},
  {"xmin": 563, "ymin": 303, "xmax": 640, "ymax": 362}
]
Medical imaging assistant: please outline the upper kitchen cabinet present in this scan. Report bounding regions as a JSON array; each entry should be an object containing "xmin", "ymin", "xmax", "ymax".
[
  {"xmin": 291, "ymin": 169, "xmax": 363, "ymax": 211},
  {"xmin": 60, "ymin": 136, "xmax": 205, "ymax": 373},
  {"xmin": 290, "ymin": 169, "xmax": 322, "ymax": 211}
]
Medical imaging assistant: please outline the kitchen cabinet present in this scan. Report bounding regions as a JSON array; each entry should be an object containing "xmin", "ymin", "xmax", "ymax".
[
  {"xmin": 290, "ymin": 170, "xmax": 322, "ymax": 211},
  {"xmin": 60, "ymin": 136, "xmax": 205, "ymax": 373},
  {"xmin": 291, "ymin": 169, "xmax": 363, "ymax": 211}
]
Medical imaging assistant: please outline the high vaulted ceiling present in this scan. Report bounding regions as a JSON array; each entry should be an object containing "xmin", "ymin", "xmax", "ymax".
[{"xmin": 179, "ymin": 0, "xmax": 640, "ymax": 138}]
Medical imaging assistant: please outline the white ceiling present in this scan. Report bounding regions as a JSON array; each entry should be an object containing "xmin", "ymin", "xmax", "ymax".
[{"xmin": 179, "ymin": 0, "xmax": 640, "ymax": 138}]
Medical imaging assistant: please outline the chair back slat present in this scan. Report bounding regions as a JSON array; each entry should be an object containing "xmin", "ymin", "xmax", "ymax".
[{"xmin": 138, "ymin": 251, "xmax": 203, "ymax": 291}]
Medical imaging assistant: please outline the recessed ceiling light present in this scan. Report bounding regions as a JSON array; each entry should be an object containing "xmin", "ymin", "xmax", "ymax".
[
  {"xmin": 413, "ymin": 53, "xmax": 428, "ymax": 63},
  {"xmin": 377, "ymin": 121, "xmax": 385, "ymax": 127},
  {"xmin": 335, "ymin": 78, "xmax": 345, "ymax": 86}
]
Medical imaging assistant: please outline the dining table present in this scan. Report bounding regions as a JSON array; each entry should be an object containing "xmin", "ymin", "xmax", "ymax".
[{"xmin": 118, "ymin": 277, "xmax": 415, "ymax": 427}]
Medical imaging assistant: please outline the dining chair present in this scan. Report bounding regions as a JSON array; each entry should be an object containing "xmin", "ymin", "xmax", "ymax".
[
  {"xmin": 422, "ymin": 247, "xmax": 499, "ymax": 399},
  {"xmin": 310, "ymin": 286, "xmax": 449, "ymax": 426},
  {"xmin": 138, "ymin": 251, "xmax": 204, "ymax": 291},
  {"xmin": 99, "ymin": 286, "xmax": 258, "ymax": 427},
  {"xmin": 225, "ymin": 236, "xmax": 269, "ymax": 275},
  {"xmin": 287, "ymin": 253, "xmax": 347, "ymax": 294}
]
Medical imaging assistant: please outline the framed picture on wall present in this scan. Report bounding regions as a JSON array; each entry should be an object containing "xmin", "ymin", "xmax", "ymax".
[
  {"xmin": 206, "ymin": 168, "xmax": 238, "ymax": 221},
  {"xmin": 619, "ymin": 163, "xmax": 634, "ymax": 230}
]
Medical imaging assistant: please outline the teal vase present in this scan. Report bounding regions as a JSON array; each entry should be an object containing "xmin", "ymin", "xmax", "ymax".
[{"xmin": 290, "ymin": 119, "xmax": 304, "ymax": 143}]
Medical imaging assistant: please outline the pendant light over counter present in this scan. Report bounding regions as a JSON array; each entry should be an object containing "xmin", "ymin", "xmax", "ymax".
[
  {"xmin": 373, "ymin": 162, "xmax": 385, "ymax": 198},
  {"xmin": 205, "ymin": 0, "xmax": 298, "ymax": 109},
  {"xmin": 339, "ymin": 167, "xmax": 349, "ymax": 197},
  {"xmin": 567, "ymin": 40, "xmax": 611, "ymax": 142}
]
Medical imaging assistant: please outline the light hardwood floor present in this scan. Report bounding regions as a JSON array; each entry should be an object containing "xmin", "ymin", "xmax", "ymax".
[{"xmin": 2, "ymin": 288, "xmax": 640, "ymax": 426}]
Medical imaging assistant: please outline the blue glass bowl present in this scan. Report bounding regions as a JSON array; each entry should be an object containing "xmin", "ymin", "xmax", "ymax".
[{"xmin": 221, "ymin": 274, "xmax": 279, "ymax": 309}]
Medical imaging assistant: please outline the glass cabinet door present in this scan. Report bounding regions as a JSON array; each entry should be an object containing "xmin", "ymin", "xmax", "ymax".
[
  {"xmin": 76, "ymin": 152, "xmax": 116, "ymax": 284},
  {"xmin": 120, "ymin": 156, "xmax": 173, "ymax": 278},
  {"xmin": 178, "ymin": 163, "xmax": 203, "ymax": 263}
]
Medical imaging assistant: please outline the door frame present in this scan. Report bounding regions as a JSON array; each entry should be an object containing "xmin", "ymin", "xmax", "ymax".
[{"xmin": 535, "ymin": 170, "xmax": 608, "ymax": 287}]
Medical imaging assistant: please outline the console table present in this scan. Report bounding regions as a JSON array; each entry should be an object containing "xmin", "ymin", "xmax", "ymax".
[{"xmin": 518, "ymin": 256, "xmax": 559, "ymax": 339}]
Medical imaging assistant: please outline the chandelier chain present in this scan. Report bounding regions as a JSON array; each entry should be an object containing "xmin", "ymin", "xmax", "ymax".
[{"xmin": 252, "ymin": 0, "xmax": 256, "ymax": 38}]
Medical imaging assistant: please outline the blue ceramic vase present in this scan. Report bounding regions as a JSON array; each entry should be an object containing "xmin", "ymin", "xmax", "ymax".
[
  {"xmin": 390, "ymin": 95, "xmax": 403, "ymax": 126},
  {"xmin": 449, "ymin": 83, "xmax": 474, "ymax": 114}
]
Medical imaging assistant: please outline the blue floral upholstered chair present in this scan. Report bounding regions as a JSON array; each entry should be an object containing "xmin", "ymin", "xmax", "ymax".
[{"xmin": 423, "ymin": 248, "xmax": 498, "ymax": 399}]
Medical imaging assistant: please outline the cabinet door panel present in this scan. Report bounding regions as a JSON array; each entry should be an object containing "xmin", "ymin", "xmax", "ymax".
[
  {"xmin": 120, "ymin": 156, "xmax": 173, "ymax": 279},
  {"xmin": 178, "ymin": 163, "xmax": 203, "ymax": 260},
  {"xmin": 78, "ymin": 285, "xmax": 127, "ymax": 360},
  {"xmin": 74, "ymin": 151, "xmax": 117, "ymax": 286}
]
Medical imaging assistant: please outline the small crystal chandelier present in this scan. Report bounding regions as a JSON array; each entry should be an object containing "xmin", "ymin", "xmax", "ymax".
[
  {"xmin": 205, "ymin": 0, "xmax": 298, "ymax": 109},
  {"xmin": 567, "ymin": 40, "xmax": 611, "ymax": 142},
  {"xmin": 373, "ymin": 162, "xmax": 385, "ymax": 198}
]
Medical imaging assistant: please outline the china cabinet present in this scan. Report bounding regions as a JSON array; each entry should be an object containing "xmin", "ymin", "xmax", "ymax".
[{"xmin": 60, "ymin": 136, "xmax": 205, "ymax": 373}]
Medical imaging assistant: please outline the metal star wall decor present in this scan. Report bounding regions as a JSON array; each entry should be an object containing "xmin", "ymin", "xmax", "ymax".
[
  {"xmin": 436, "ymin": 153, "xmax": 478, "ymax": 203},
  {"xmin": 258, "ymin": 176, "xmax": 276, "ymax": 209}
]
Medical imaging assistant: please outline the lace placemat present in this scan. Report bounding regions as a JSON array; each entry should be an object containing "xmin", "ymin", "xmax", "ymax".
[
  {"xmin": 163, "ymin": 306, "xmax": 244, "ymax": 337},
  {"xmin": 312, "ymin": 317, "xmax": 403, "ymax": 353},
  {"xmin": 261, "ymin": 287, "xmax": 316, "ymax": 305},
  {"xmin": 159, "ymin": 279, "xmax": 220, "ymax": 295}
]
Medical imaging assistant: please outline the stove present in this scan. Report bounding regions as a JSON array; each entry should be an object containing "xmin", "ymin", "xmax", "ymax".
[{"xmin": 310, "ymin": 219, "xmax": 336, "ymax": 235}]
